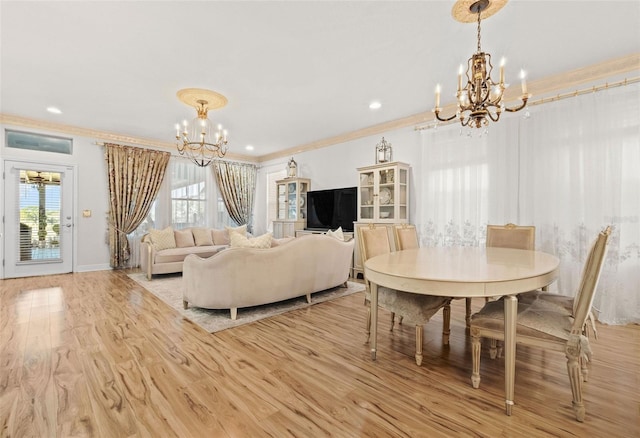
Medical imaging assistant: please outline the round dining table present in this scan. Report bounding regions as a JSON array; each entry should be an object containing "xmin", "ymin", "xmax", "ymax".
[{"xmin": 364, "ymin": 246, "xmax": 560, "ymax": 416}]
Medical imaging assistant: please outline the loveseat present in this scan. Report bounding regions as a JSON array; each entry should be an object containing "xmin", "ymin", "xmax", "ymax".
[
  {"xmin": 182, "ymin": 233, "xmax": 355, "ymax": 319},
  {"xmin": 140, "ymin": 226, "xmax": 241, "ymax": 280}
]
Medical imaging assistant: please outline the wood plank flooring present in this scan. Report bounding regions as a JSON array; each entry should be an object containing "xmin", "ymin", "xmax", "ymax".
[{"xmin": 1, "ymin": 270, "xmax": 638, "ymax": 437}]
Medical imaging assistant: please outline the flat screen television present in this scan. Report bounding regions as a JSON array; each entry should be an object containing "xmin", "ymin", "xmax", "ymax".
[{"xmin": 305, "ymin": 187, "xmax": 357, "ymax": 232}]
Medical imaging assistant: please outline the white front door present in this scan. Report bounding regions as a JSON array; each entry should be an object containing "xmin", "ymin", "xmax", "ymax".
[{"xmin": 3, "ymin": 160, "xmax": 74, "ymax": 278}]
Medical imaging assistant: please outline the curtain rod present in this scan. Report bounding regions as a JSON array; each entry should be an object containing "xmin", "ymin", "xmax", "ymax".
[{"xmin": 414, "ymin": 76, "xmax": 640, "ymax": 131}]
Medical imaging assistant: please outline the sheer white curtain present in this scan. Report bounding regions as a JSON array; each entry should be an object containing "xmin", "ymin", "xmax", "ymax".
[
  {"xmin": 418, "ymin": 82, "xmax": 639, "ymax": 325},
  {"xmin": 520, "ymin": 83, "xmax": 640, "ymax": 325},
  {"xmin": 418, "ymin": 118, "xmax": 519, "ymax": 247}
]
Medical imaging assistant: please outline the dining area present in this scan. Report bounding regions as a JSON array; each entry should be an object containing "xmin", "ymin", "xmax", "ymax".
[{"xmin": 361, "ymin": 223, "xmax": 611, "ymax": 423}]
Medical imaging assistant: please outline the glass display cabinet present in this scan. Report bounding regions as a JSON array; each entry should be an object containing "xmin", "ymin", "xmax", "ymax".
[
  {"xmin": 357, "ymin": 162, "xmax": 409, "ymax": 222},
  {"xmin": 354, "ymin": 162, "xmax": 410, "ymax": 278},
  {"xmin": 273, "ymin": 177, "xmax": 310, "ymax": 238}
]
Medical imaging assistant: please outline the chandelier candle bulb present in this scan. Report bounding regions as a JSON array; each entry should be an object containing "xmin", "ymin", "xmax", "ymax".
[
  {"xmin": 520, "ymin": 70, "xmax": 528, "ymax": 95},
  {"xmin": 458, "ymin": 65, "xmax": 464, "ymax": 91},
  {"xmin": 500, "ymin": 58, "xmax": 505, "ymax": 84},
  {"xmin": 435, "ymin": 84, "xmax": 441, "ymax": 108}
]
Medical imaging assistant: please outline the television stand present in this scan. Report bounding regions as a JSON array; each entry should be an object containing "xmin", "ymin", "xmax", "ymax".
[{"xmin": 295, "ymin": 229, "xmax": 355, "ymax": 278}]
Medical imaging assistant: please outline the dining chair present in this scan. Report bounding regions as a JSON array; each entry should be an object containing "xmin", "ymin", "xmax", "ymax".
[
  {"xmin": 392, "ymin": 223, "xmax": 420, "ymax": 250},
  {"xmin": 486, "ymin": 223, "xmax": 536, "ymax": 251},
  {"xmin": 483, "ymin": 223, "xmax": 537, "ymax": 355},
  {"xmin": 469, "ymin": 226, "xmax": 611, "ymax": 422},
  {"xmin": 359, "ymin": 224, "xmax": 452, "ymax": 365},
  {"xmin": 486, "ymin": 223, "xmax": 599, "ymax": 368}
]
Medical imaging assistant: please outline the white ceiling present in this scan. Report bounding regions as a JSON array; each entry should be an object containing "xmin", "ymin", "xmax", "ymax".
[{"xmin": 1, "ymin": 1, "xmax": 639, "ymax": 160}]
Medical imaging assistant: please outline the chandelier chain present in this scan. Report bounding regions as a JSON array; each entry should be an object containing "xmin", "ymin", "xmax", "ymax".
[{"xmin": 477, "ymin": 9, "xmax": 482, "ymax": 53}]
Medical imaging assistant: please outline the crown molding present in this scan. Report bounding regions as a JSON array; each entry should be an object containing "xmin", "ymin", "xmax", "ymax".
[
  {"xmin": 2, "ymin": 53, "xmax": 638, "ymax": 165},
  {"xmin": 257, "ymin": 53, "xmax": 640, "ymax": 163},
  {"xmin": 0, "ymin": 113, "xmax": 255, "ymax": 162}
]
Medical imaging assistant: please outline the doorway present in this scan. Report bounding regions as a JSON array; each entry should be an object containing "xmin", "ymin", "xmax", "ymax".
[{"xmin": 3, "ymin": 160, "xmax": 74, "ymax": 278}]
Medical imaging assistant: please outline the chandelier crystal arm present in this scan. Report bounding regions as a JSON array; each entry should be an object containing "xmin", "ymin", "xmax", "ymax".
[
  {"xmin": 504, "ymin": 96, "xmax": 529, "ymax": 112},
  {"xmin": 434, "ymin": 110, "xmax": 459, "ymax": 122}
]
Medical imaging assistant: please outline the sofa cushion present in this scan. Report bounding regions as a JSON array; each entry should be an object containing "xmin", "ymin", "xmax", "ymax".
[
  {"xmin": 211, "ymin": 228, "xmax": 229, "ymax": 245},
  {"xmin": 193, "ymin": 227, "xmax": 214, "ymax": 246},
  {"xmin": 155, "ymin": 245, "xmax": 223, "ymax": 264},
  {"xmin": 175, "ymin": 229, "xmax": 195, "ymax": 248},
  {"xmin": 150, "ymin": 226, "xmax": 176, "ymax": 251},
  {"xmin": 230, "ymin": 231, "xmax": 273, "ymax": 249}
]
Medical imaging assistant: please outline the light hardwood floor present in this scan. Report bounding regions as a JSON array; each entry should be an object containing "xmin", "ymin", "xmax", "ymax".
[{"xmin": 1, "ymin": 270, "xmax": 638, "ymax": 437}]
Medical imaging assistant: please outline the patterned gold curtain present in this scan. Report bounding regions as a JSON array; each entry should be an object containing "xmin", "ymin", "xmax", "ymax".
[
  {"xmin": 105, "ymin": 143, "xmax": 171, "ymax": 268},
  {"xmin": 211, "ymin": 161, "xmax": 257, "ymax": 232}
]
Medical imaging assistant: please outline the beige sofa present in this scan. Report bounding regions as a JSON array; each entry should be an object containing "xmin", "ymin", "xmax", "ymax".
[
  {"xmin": 182, "ymin": 234, "xmax": 355, "ymax": 319},
  {"xmin": 140, "ymin": 227, "xmax": 235, "ymax": 280}
]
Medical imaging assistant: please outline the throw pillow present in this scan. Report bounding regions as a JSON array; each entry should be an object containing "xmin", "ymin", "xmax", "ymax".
[
  {"xmin": 226, "ymin": 224, "xmax": 247, "ymax": 237},
  {"xmin": 327, "ymin": 226, "xmax": 345, "ymax": 241},
  {"xmin": 174, "ymin": 229, "xmax": 195, "ymax": 248},
  {"xmin": 192, "ymin": 227, "xmax": 213, "ymax": 246},
  {"xmin": 211, "ymin": 229, "xmax": 229, "ymax": 245},
  {"xmin": 230, "ymin": 232, "xmax": 273, "ymax": 249},
  {"xmin": 149, "ymin": 226, "xmax": 176, "ymax": 251}
]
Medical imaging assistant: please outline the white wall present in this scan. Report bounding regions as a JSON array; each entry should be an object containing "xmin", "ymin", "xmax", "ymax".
[{"xmin": 253, "ymin": 125, "xmax": 424, "ymax": 235}]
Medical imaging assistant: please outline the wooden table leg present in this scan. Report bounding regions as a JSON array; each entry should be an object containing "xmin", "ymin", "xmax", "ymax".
[
  {"xmin": 371, "ymin": 282, "xmax": 378, "ymax": 360},
  {"xmin": 504, "ymin": 295, "xmax": 517, "ymax": 415}
]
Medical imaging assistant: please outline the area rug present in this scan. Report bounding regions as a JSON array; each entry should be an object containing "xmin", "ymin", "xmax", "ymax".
[{"xmin": 127, "ymin": 272, "xmax": 365, "ymax": 333}]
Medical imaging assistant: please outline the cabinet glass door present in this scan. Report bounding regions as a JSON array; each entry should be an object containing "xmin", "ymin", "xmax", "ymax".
[
  {"xmin": 277, "ymin": 183, "xmax": 286, "ymax": 219},
  {"xmin": 398, "ymin": 168, "xmax": 408, "ymax": 220},
  {"xmin": 287, "ymin": 182, "xmax": 297, "ymax": 219},
  {"xmin": 299, "ymin": 181, "xmax": 308, "ymax": 219},
  {"xmin": 359, "ymin": 171, "xmax": 375, "ymax": 220},
  {"xmin": 378, "ymin": 167, "xmax": 394, "ymax": 220}
]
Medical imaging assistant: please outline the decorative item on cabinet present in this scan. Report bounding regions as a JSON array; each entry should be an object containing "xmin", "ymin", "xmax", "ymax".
[
  {"xmin": 287, "ymin": 157, "xmax": 298, "ymax": 178},
  {"xmin": 375, "ymin": 137, "xmax": 393, "ymax": 164}
]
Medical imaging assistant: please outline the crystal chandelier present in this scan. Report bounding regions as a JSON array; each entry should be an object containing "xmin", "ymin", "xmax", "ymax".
[
  {"xmin": 175, "ymin": 88, "xmax": 229, "ymax": 167},
  {"xmin": 434, "ymin": 0, "xmax": 529, "ymax": 129}
]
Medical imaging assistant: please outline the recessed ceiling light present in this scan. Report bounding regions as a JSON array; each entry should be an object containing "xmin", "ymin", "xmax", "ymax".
[
  {"xmin": 369, "ymin": 101, "xmax": 382, "ymax": 110},
  {"xmin": 245, "ymin": 145, "xmax": 254, "ymax": 151},
  {"xmin": 47, "ymin": 107, "xmax": 62, "ymax": 114}
]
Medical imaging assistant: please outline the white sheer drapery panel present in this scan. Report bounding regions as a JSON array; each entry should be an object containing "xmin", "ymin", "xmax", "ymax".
[
  {"xmin": 129, "ymin": 156, "xmax": 231, "ymax": 267},
  {"xmin": 417, "ymin": 119, "xmax": 520, "ymax": 248},
  {"xmin": 520, "ymin": 83, "xmax": 640, "ymax": 325},
  {"xmin": 418, "ymin": 83, "xmax": 639, "ymax": 325}
]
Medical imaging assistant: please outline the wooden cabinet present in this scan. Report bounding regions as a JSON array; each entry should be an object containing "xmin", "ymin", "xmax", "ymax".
[
  {"xmin": 273, "ymin": 177, "xmax": 310, "ymax": 238},
  {"xmin": 357, "ymin": 162, "xmax": 409, "ymax": 223},
  {"xmin": 353, "ymin": 162, "xmax": 410, "ymax": 278}
]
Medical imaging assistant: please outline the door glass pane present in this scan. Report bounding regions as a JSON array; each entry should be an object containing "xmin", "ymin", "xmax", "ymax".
[{"xmin": 18, "ymin": 170, "xmax": 61, "ymax": 261}]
